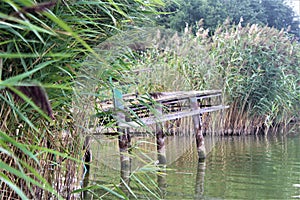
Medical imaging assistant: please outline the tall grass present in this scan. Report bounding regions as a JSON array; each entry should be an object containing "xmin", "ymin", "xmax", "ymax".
[
  {"xmin": 0, "ymin": 0, "xmax": 163, "ymax": 199},
  {"xmin": 210, "ymin": 21, "xmax": 300, "ymax": 134},
  {"xmin": 116, "ymin": 21, "xmax": 300, "ymax": 135},
  {"xmin": 1, "ymin": 0, "xmax": 298, "ymax": 198}
]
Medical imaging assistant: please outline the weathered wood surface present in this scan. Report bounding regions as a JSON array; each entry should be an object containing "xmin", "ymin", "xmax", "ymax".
[
  {"xmin": 105, "ymin": 90, "xmax": 228, "ymax": 129},
  {"xmin": 99, "ymin": 90, "xmax": 223, "ymax": 112},
  {"xmin": 118, "ymin": 105, "xmax": 229, "ymax": 128},
  {"xmin": 96, "ymin": 89, "xmax": 228, "ymax": 162}
]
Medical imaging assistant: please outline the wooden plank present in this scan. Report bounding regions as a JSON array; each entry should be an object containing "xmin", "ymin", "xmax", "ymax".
[
  {"xmin": 124, "ymin": 93, "xmax": 221, "ymax": 112},
  {"xmin": 118, "ymin": 105, "xmax": 229, "ymax": 128},
  {"xmin": 196, "ymin": 93, "xmax": 221, "ymax": 100},
  {"xmin": 98, "ymin": 90, "xmax": 222, "ymax": 111},
  {"xmin": 154, "ymin": 90, "xmax": 222, "ymax": 103}
]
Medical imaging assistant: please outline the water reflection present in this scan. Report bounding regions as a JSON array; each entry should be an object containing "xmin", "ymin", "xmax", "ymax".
[
  {"xmin": 157, "ymin": 152, "xmax": 167, "ymax": 198},
  {"xmin": 195, "ymin": 161, "xmax": 206, "ymax": 199},
  {"xmin": 83, "ymin": 128, "xmax": 300, "ymax": 199},
  {"xmin": 118, "ymin": 145, "xmax": 168, "ymax": 198},
  {"xmin": 119, "ymin": 155, "xmax": 131, "ymax": 194},
  {"xmin": 81, "ymin": 170, "xmax": 90, "ymax": 199},
  {"xmin": 202, "ymin": 131, "xmax": 300, "ymax": 199}
]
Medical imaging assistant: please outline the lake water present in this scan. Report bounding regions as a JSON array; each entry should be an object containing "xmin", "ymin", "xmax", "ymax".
[{"xmin": 84, "ymin": 127, "xmax": 300, "ymax": 199}]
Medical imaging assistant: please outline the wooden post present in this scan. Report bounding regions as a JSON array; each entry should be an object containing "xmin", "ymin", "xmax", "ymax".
[
  {"xmin": 113, "ymin": 88, "xmax": 131, "ymax": 162},
  {"xmin": 155, "ymin": 103, "xmax": 166, "ymax": 164},
  {"xmin": 155, "ymin": 104, "xmax": 167, "ymax": 197},
  {"xmin": 218, "ymin": 95, "xmax": 224, "ymax": 136},
  {"xmin": 189, "ymin": 97, "xmax": 206, "ymax": 161}
]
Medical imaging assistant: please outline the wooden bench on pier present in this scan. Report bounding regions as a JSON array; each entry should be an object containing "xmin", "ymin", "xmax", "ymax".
[{"xmin": 98, "ymin": 89, "xmax": 228, "ymax": 162}]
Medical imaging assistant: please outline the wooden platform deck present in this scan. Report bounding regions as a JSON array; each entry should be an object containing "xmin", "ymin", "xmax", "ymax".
[
  {"xmin": 96, "ymin": 89, "xmax": 228, "ymax": 163},
  {"xmin": 80, "ymin": 89, "xmax": 229, "ymax": 190},
  {"xmin": 99, "ymin": 90, "xmax": 228, "ymax": 128}
]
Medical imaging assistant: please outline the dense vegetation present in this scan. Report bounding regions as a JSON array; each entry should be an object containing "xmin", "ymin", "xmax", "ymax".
[
  {"xmin": 0, "ymin": 0, "xmax": 162, "ymax": 199},
  {"xmin": 0, "ymin": 0, "xmax": 299, "ymax": 199},
  {"xmin": 156, "ymin": 0, "xmax": 300, "ymax": 38},
  {"xmin": 117, "ymin": 22, "xmax": 300, "ymax": 135}
]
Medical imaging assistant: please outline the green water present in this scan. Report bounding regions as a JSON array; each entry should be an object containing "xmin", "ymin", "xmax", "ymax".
[
  {"xmin": 167, "ymin": 133, "xmax": 300, "ymax": 199},
  {"xmin": 86, "ymin": 128, "xmax": 300, "ymax": 199}
]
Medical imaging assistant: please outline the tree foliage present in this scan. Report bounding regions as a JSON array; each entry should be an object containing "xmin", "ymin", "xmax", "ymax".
[{"xmin": 156, "ymin": 0, "xmax": 300, "ymax": 38}]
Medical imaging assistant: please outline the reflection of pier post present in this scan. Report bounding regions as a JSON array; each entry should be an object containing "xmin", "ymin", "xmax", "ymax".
[
  {"xmin": 81, "ymin": 134, "xmax": 92, "ymax": 199},
  {"xmin": 81, "ymin": 170, "xmax": 90, "ymax": 199},
  {"xmin": 189, "ymin": 97, "xmax": 206, "ymax": 161},
  {"xmin": 157, "ymin": 153, "xmax": 167, "ymax": 198},
  {"xmin": 194, "ymin": 161, "xmax": 206, "ymax": 199}
]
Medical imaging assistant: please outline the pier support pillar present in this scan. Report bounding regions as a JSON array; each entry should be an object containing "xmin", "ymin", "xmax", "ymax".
[
  {"xmin": 195, "ymin": 129, "xmax": 206, "ymax": 161},
  {"xmin": 118, "ymin": 127, "xmax": 131, "ymax": 161},
  {"xmin": 156, "ymin": 104, "xmax": 167, "ymax": 197},
  {"xmin": 156, "ymin": 123, "xmax": 166, "ymax": 163},
  {"xmin": 189, "ymin": 97, "xmax": 206, "ymax": 161},
  {"xmin": 113, "ymin": 88, "xmax": 132, "ymax": 184},
  {"xmin": 155, "ymin": 104, "xmax": 166, "ymax": 164},
  {"xmin": 118, "ymin": 127, "xmax": 131, "ymax": 190}
]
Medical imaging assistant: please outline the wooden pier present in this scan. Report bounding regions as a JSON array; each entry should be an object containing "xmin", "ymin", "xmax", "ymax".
[{"xmin": 98, "ymin": 89, "xmax": 228, "ymax": 162}]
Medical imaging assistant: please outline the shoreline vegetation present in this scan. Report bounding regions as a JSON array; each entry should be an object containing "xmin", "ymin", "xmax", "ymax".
[
  {"xmin": 1, "ymin": 0, "xmax": 299, "ymax": 199},
  {"xmin": 95, "ymin": 23, "xmax": 299, "ymax": 136}
]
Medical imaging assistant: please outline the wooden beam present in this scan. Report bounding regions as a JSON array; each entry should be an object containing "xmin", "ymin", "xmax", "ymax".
[
  {"xmin": 98, "ymin": 90, "xmax": 223, "ymax": 111},
  {"xmin": 117, "ymin": 105, "xmax": 229, "ymax": 128}
]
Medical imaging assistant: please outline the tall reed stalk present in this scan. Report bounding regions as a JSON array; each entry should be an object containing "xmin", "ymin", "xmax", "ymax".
[
  {"xmin": 120, "ymin": 21, "xmax": 300, "ymax": 135},
  {"xmin": 0, "ymin": 0, "xmax": 163, "ymax": 199}
]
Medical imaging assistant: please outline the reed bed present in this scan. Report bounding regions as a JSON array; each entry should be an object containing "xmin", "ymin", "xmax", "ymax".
[
  {"xmin": 2, "ymin": 0, "xmax": 298, "ymax": 198},
  {"xmin": 114, "ymin": 22, "xmax": 300, "ymax": 135},
  {"xmin": 0, "ymin": 100, "xmax": 82, "ymax": 199},
  {"xmin": 0, "ymin": 0, "xmax": 163, "ymax": 199}
]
